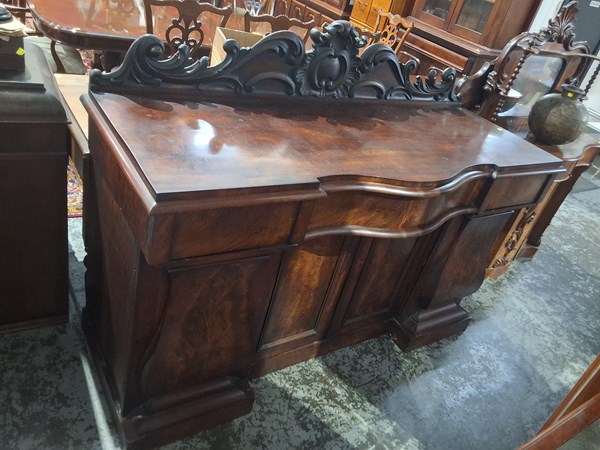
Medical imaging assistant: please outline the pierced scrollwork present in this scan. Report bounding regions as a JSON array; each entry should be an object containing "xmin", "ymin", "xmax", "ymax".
[
  {"xmin": 90, "ymin": 20, "xmax": 457, "ymax": 102},
  {"xmin": 143, "ymin": 0, "xmax": 233, "ymax": 58}
]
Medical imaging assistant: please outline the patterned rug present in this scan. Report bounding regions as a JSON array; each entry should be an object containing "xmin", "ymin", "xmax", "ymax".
[{"xmin": 67, "ymin": 158, "xmax": 83, "ymax": 218}]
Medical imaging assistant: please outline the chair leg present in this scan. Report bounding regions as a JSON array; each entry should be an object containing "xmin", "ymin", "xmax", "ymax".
[{"xmin": 50, "ymin": 40, "xmax": 67, "ymax": 74}]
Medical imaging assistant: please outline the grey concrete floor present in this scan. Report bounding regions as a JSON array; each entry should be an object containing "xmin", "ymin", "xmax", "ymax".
[{"xmin": 1, "ymin": 172, "xmax": 599, "ymax": 450}]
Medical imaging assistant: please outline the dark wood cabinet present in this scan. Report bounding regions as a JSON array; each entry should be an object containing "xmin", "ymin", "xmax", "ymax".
[
  {"xmin": 349, "ymin": 0, "xmax": 540, "ymax": 74},
  {"xmin": 0, "ymin": 41, "xmax": 69, "ymax": 333}
]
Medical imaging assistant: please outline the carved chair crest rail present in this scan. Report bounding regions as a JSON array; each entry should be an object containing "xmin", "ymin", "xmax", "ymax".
[{"xmin": 372, "ymin": 9, "xmax": 413, "ymax": 56}]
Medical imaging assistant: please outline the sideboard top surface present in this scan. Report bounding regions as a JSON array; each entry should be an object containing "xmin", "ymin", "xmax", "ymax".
[{"xmin": 86, "ymin": 91, "xmax": 563, "ymax": 201}]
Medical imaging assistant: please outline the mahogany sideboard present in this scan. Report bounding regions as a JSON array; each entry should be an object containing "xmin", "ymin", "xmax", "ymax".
[{"xmin": 81, "ymin": 23, "xmax": 565, "ymax": 448}]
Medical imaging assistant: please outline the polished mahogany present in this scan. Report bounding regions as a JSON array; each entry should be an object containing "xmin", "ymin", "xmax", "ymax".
[{"xmin": 82, "ymin": 24, "xmax": 565, "ymax": 449}]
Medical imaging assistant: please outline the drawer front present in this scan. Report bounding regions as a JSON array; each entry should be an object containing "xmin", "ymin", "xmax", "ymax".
[
  {"xmin": 481, "ymin": 173, "xmax": 554, "ymax": 211},
  {"xmin": 351, "ymin": 0, "xmax": 372, "ymax": 24},
  {"xmin": 273, "ymin": 0, "xmax": 291, "ymax": 15},
  {"xmin": 170, "ymin": 202, "xmax": 300, "ymax": 259},
  {"xmin": 306, "ymin": 178, "xmax": 486, "ymax": 239},
  {"xmin": 288, "ymin": 0, "xmax": 306, "ymax": 19},
  {"xmin": 303, "ymin": 4, "xmax": 323, "ymax": 23},
  {"xmin": 366, "ymin": 0, "xmax": 392, "ymax": 27}
]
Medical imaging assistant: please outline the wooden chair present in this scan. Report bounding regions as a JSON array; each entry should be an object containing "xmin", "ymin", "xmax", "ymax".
[
  {"xmin": 372, "ymin": 9, "xmax": 413, "ymax": 55},
  {"xmin": 143, "ymin": 0, "xmax": 233, "ymax": 58},
  {"xmin": 243, "ymin": 11, "xmax": 315, "ymax": 42},
  {"xmin": 456, "ymin": 1, "xmax": 591, "ymax": 127}
]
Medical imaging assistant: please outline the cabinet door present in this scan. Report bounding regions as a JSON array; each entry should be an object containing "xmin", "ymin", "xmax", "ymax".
[
  {"xmin": 351, "ymin": 0, "xmax": 372, "ymax": 26},
  {"xmin": 273, "ymin": 0, "xmax": 291, "ymax": 15},
  {"xmin": 365, "ymin": 0, "xmax": 392, "ymax": 28},
  {"xmin": 412, "ymin": 0, "xmax": 453, "ymax": 28},
  {"xmin": 288, "ymin": 0, "xmax": 305, "ymax": 19},
  {"xmin": 446, "ymin": 0, "xmax": 501, "ymax": 43},
  {"xmin": 327, "ymin": 236, "xmax": 425, "ymax": 336},
  {"xmin": 303, "ymin": 4, "xmax": 323, "ymax": 24}
]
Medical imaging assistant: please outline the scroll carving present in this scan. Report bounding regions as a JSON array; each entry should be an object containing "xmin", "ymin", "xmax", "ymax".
[
  {"xmin": 491, "ymin": 207, "xmax": 537, "ymax": 269},
  {"xmin": 90, "ymin": 20, "xmax": 457, "ymax": 102}
]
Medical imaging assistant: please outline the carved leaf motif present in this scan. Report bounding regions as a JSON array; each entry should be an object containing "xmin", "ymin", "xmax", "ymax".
[
  {"xmin": 90, "ymin": 21, "xmax": 457, "ymax": 103},
  {"xmin": 539, "ymin": 1, "xmax": 579, "ymax": 47}
]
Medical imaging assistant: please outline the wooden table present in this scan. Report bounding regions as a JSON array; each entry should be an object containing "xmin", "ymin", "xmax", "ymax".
[
  {"xmin": 27, "ymin": 0, "xmax": 252, "ymax": 65},
  {"xmin": 81, "ymin": 26, "xmax": 566, "ymax": 449}
]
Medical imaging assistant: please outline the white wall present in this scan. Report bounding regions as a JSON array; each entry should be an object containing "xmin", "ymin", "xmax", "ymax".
[{"xmin": 529, "ymin": 0, "xmax": 563, "ymax": 32}]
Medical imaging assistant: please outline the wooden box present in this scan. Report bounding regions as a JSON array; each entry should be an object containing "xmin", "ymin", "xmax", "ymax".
[
  {"xmin": 0, "ymin": 35, "xmax": 25, "ymax": 72},
  {"xmin": 210, "ymin": 27, "xmax": 262, "ymax": 66}
]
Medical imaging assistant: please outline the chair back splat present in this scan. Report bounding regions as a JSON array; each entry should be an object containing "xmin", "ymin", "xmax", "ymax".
[
  {"xmin": 143, "ymin": 0, "xmax": 233, "ymax": 57},
  {"xmin": 372, "ymin": 9, "xmax": 413, "ymax": 55}
]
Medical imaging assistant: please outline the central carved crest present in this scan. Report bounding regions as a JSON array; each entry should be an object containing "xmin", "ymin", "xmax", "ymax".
[{"xmin": 296, "ymin": 21, "xmax": 364, "ymax": 98}]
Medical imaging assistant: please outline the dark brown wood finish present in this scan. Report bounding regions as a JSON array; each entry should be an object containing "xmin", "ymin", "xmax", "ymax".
[
  {"xmin": 517, "ymin": 136, "xmax": 600, "ymax": 260},
  {"xmin": 0, "ymin": 41, "xmax": 69, "ymax": 333},
  {"xmin": 82, "ymin": 23, "xmax": 565, "ymax": 449}
]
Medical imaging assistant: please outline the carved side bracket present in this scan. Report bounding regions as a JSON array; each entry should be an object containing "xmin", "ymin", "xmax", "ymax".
[{"xmin": 90, "ymin": 20, "xmax": 457, "ymax": 102}]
